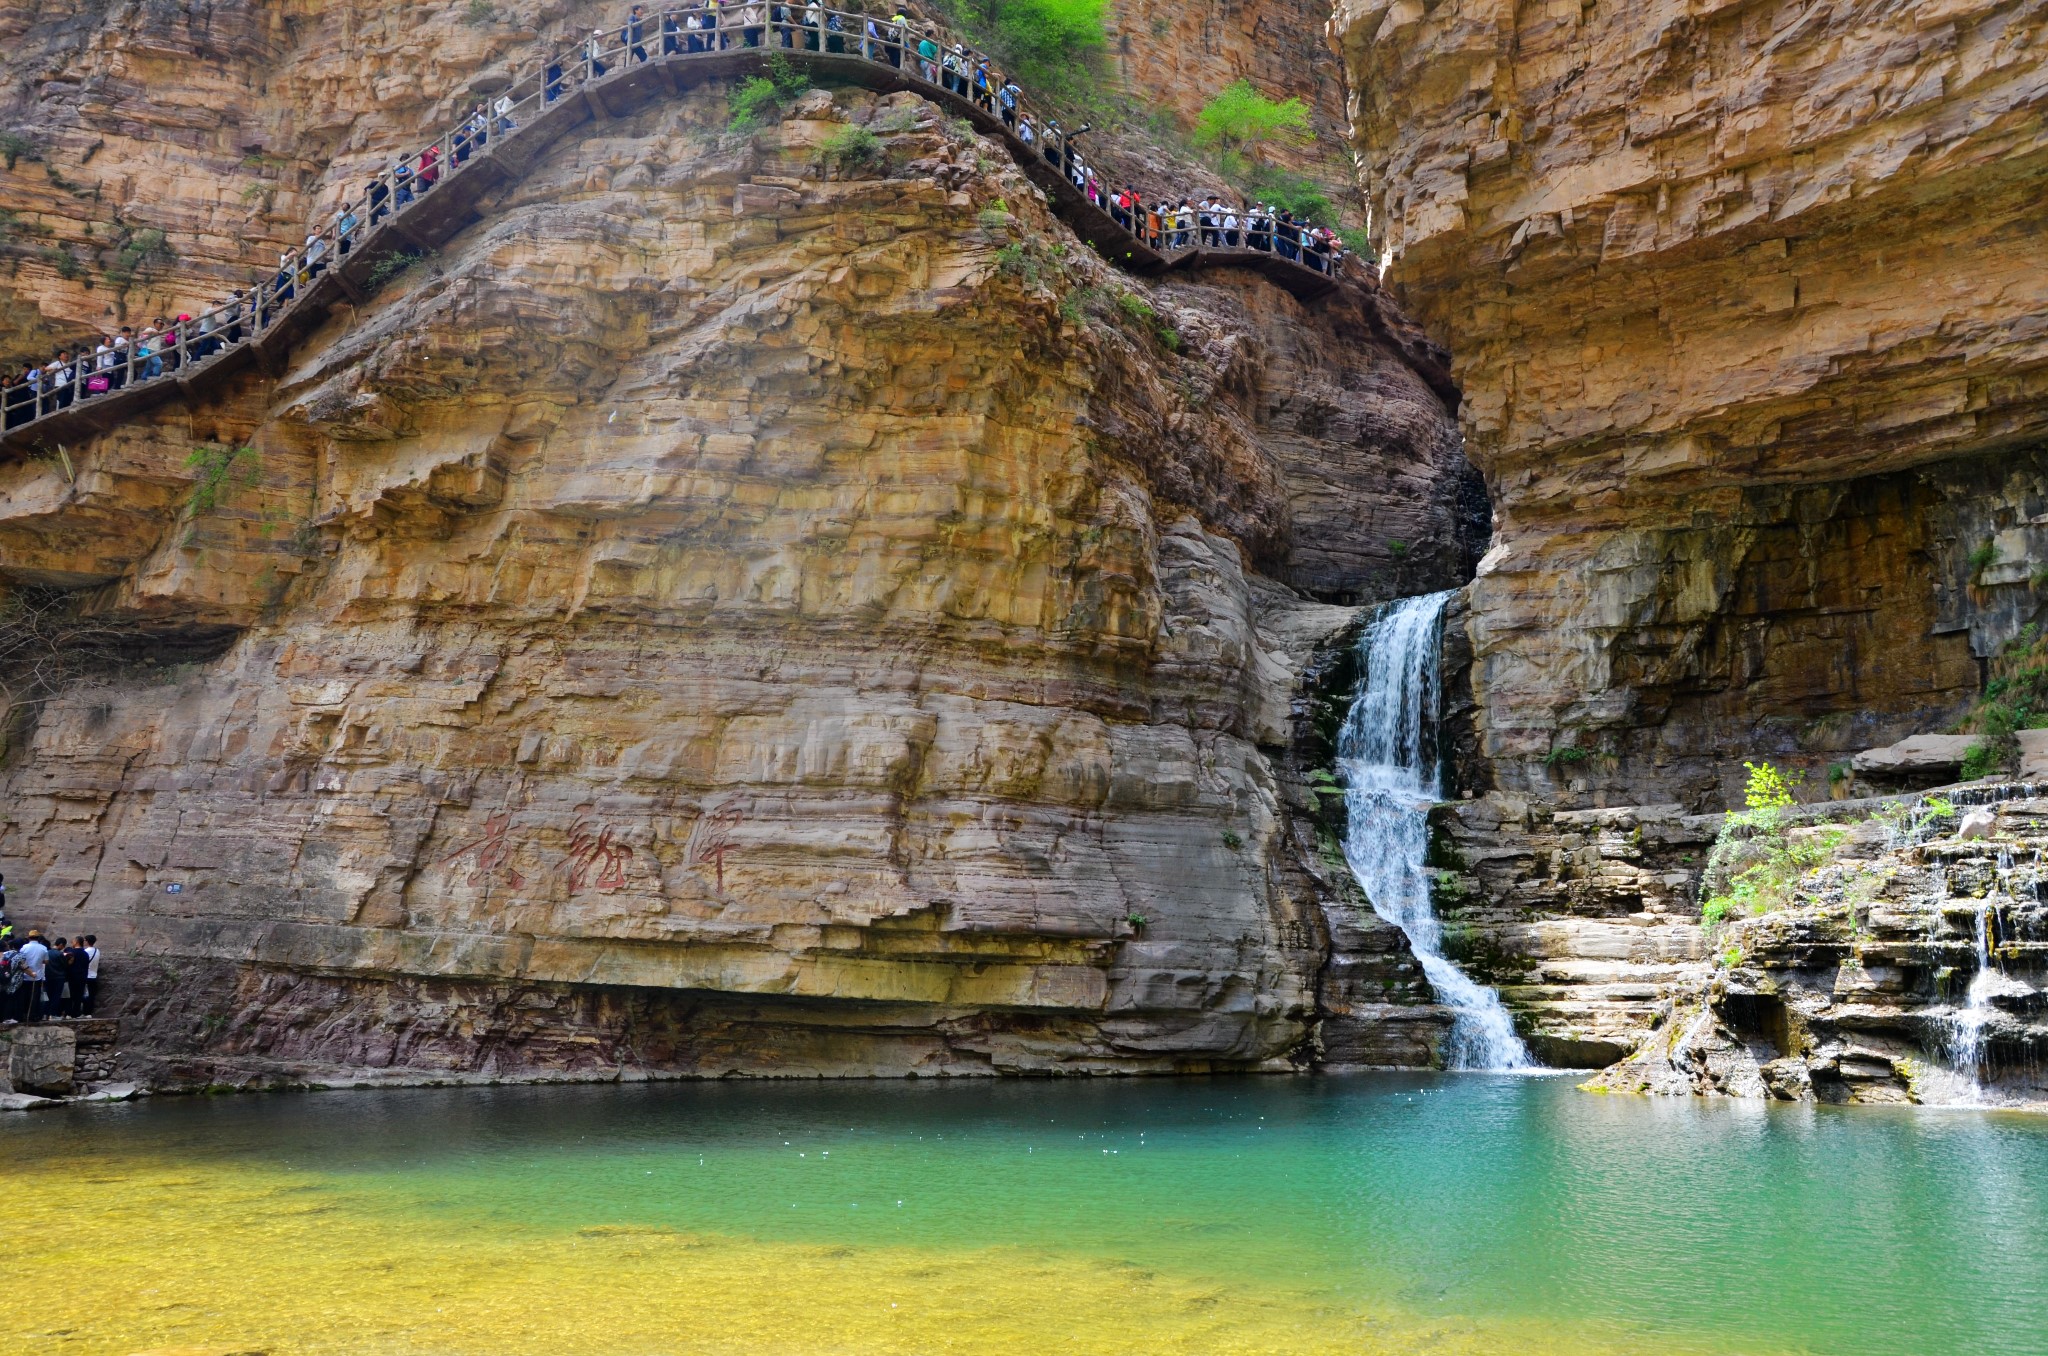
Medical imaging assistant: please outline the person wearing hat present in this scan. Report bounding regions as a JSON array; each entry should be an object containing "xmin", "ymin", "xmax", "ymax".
[{"xmin": 585, "ymin": 26, "xmax": 609, "ymax": 77}]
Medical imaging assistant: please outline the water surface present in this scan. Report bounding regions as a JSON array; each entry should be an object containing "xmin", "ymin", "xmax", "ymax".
[{"xmin": 5, "ymin": 1074, "xmax": 2043, "ymax": 1354}]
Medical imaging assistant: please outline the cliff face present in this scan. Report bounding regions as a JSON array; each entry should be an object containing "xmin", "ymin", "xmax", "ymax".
[
  {"xmin": 0, "ymin": 3, "xmax": 1475, "ymax": 1083},
  {"xmin": 1332, "ymin": 0, "xmax": 2048, "ymax": 1078},
  {"xmin": 1335, "ymin": 0, "xmax": 2048, "ymax": 808}
]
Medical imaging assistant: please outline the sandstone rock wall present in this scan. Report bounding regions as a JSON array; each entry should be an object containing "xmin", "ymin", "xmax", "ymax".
[
  {"xmin": 1333, "ymin": 0, "xmax": 2048, "ymax": 810},
  {"xmin": 1330, "ymin": 0, "xmax": 2048, "ymax": 1074},
  {"xmin": 0, "ymin": 3, "xmax": 1475, "ymax": 1084}
]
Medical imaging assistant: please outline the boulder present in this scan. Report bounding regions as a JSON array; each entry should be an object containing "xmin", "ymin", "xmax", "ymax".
[
  {"xmin": 1956, "ymin": 808, "xmax": 1997, "ymax": 841},
  {"xmin": 2018, "ymin": 728, "xmax": 2048, "ymax": 781},
  {"xmin": 1850, "ymin": 734, "xmax": 1980, "ymax": 778},
  {"xmin": 1, "ymin": 1024, "xmax": 78, "ymax": 1097}
]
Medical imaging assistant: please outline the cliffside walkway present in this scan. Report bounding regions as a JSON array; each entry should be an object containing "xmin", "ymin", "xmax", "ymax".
[{"xmin": 0, "ymin": 9, "xmax": 1354, "ymax": 456}]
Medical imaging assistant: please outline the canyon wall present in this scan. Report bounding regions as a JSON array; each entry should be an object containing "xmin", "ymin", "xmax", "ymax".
[
  {"xmin": 1336, "ymin": 0, "xmax": 2048, "ymax": 809},
  {"xmin": 1333, "ymin": 0, "xmax": 2048, "ymax": 1079},
  {"xmin": 0, "ymin": 1, "xmax": 1474, "ymax": 1084}
]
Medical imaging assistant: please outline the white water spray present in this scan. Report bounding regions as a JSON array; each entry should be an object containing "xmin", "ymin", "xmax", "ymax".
[{"xmin": 1336, "ymin": 591, "xmax": 1536, "ymax": 1070}]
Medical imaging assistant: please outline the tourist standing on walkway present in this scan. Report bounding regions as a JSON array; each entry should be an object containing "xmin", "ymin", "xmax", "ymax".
[
  {"xmin": 16, "ymin": 930, "xmax": 48, "ymax": 1022},
  {"xmin": 82, "ymin": 935, "xmax": 98, "ymax": 1016}
]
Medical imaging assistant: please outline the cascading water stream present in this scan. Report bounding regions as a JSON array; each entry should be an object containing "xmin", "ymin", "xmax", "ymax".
[{"xmin": 1336, "ymin": 591, "xmax": 1536, "ymax": 1070}]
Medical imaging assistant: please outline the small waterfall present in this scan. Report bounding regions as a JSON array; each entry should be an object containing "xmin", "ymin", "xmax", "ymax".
[
  {"xmin": 1336, "ymin": 591, "xmax": 1536, "ymax": 1071},
  {"xmin": 1943, "ymin": 898, "xmax": 2000, "ymax": 1096}
]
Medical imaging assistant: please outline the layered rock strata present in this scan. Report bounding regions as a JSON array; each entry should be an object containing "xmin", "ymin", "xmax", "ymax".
[
  {"xmin": 0, "ymin": 3, "xmax": 1478, "ymax": 1085},
  {"xmin": 1332, "ymin": 0, "xmax": 2048, "ymax": 1073},
  {"xmin": 1588, "ymin": 790, "xmax": 2048, "ymax": 1107},
  {"xmin": 1333, "ymin": 0, "xmax": 2048, "ymax": 808}
]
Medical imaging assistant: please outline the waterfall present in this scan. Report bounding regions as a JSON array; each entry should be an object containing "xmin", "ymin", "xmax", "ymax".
[
  {"xmin": 1943, "ymin": 888, "xmax": 2001, "ymax": 1098},
  {"xmin": 1335, "ymin": 591, "xmax": 1536, "ymax": 1071}
]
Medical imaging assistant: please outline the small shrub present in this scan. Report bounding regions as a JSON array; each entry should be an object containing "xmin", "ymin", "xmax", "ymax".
[
  {"xmin": 1245, "ymin": 165, "xmax": 1330, "ymax": 222},
  {"xmin": 728, "ymin": 77, "xmax": 784, "ymax": 132},
  {"xmin": 0, "ymin": 131, "xmax": 35, "ymax": 171},
  {"xmin": 1827, "ymin": 761, "xmax": 1850, "ymax": 787},
  {"xmin": 1968, "ymin": 538, "xmax": 1997, "ymax": 579},
  {"xmin": 462, "ymin": 0, "xmax": 497, "ymax": 24},
  {"xmin": 103, "ymin": 226, "xmax": 174, "ymax": 289},
  {"xmin": 1116, "ymin": 292, "xmax": 1156, "ymax": 323},
  {"xmin": 1387, "ymin": 539, "xmax": 1409, "ymax": 558},
  {"xmin": 1961, "ymin": 739, "xmax": 2002, "ymax": 781},
  {"xmin": 995, "ymin": 241, "xmax": 1043, "ymax": 287},
  {"xmin": 821, "ymin": 124, "xmax": 882, "ymax": 170},
  {"xmin": 184, "ymin": 443, "xmax": 260, "ymax": 517},
  {"xmin": 1699, "ymin": 761, "xmax": 1843, "ymax": 922},
  {"xmin": 1126, "ymin": 911, "xmax": 1148, "ymax": 933},
  {"xmin": 1192, "ymin": 79, "xmax": 1313, "ymax": 164},
  {"xmin": 1545, "ymin": 744, "xmax": 1590, "ymax": 768},
  {"xmin": 38, "ymin": 245, "xmax": 83, "ymax": 281},
  {"xmin": 1221, "ymin": 829, "xmax": 1244, "ymax": 851},
  {"xmin": 1057, "ymin": 284, "xmax": 1099, "ymax": 325}
]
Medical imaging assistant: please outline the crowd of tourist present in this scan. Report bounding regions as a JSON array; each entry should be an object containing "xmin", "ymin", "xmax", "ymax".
[
  {"xmin": 0, "ymin": 889, "xmax": 99, "ymax": 1024},
  {"xmin": 1, "ymin": 3, "xmax": 1356, "ymax": 434}
]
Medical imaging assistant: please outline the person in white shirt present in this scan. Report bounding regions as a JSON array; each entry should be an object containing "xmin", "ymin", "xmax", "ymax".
[{"xmin": 82, "ymin": 933, "xmax": 99, "ymax": 1015}]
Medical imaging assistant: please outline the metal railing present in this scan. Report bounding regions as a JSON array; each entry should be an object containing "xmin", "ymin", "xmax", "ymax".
[{"xmin": 0, "ymin": 5, "xmax": 1356, "ymax": 442}]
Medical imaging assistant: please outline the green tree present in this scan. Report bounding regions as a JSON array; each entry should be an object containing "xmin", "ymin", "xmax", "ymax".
[{"xmin": 1192, "ymin": 79, "xmax": 1313, "ymax": 165}]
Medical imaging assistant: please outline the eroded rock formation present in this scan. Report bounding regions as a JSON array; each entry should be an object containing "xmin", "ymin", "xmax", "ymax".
[
  {"xmin": 0, "ymin": 3, "xmax": 1476, "ymax": 1084},
  {"xmin": 1334, "ymin": 0, "xmax": 2048, "ymax": 1089}
]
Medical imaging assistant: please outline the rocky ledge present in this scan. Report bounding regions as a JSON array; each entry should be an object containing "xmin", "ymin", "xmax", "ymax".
[{"xmin": 1585, "ymin": 789, "xmax": 2048, "ymax": 1107}]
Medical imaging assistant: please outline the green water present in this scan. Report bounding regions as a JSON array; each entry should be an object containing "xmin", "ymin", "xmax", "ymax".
[{"xmin": 6, "ymin": 1074, "xmax": 2045, "ymax": 1355}]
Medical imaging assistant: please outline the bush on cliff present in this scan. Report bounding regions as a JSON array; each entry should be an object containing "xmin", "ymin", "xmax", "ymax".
[
  {"xmin": 1954, "ymin": 625, "xmax": 2048, "ymax": 777},
  {"xmin": 926, "ymin": 0, "xmax": 1107, "ymax": 102},
  {"xmin": 1193, "ymin": 80, "xmax": 1312, "ymax": 167},
  {"xmin": 1700, "ymin": 761, "xmax": 1843, "ymax": 925}
]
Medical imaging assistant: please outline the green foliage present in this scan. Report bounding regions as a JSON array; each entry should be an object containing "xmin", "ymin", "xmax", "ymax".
[
  {"xmin": 1742, "ymin": 760, "xmax": 1800, "ymax": 813},
  {"xmin": 1336, "ymin": 227, "xmax": 1375, "ymax": 260},
  {"xmin": 995, "ymin": 241, "xmax": 1041, "ymax": 286},
  {"xmin": 1112, "ymin": 291, "xmax": 1180, "ymax": 352},
  {"xmin": 183, "ymin": 444, "xmax": 260, "ymax": 517},
  {"xmin": 1057, "ymin": 284, "xmax": 1100, "ymax": 326},
  {"xmin": 1544, "ymin": 744, "xmax": 1589, "ymax": 768},
  {"xmin": 1827, "ymin": 760, "xmax": 1851, "ymax": 787},
  {"xmin": 1246, "ymin": 165, "xmax": 1331, "ymax": 222},
  {"xmin": 1220, "ymin": 829, "xmax": 1244, "ymax": 851},
  {"xmin": 1387, "ymin": 539, "xmax": 1408, "ymax": 558},
  {"xmin": 821, "ymin": 124, "xmax": 883, "ymax": 170},
  {"xmin": 103, "ymin": 227, "xmax": 174, "ymax": 289},
  {"xmin": 462, "ymin": 0, "xmax": 497, "ymax": 24},
  {"xmin": 365, "ymin": 248, "xmax": 424, "ymax": 291},
  {"xmin": 764, "ymin": 50, "xmax": 810, "ymax": 98},
  {"xmin": 1699, "ymin": 761, "xmax": 1841, "ymax": 925},
  {"xmin": 0, "ymin": 131, "xmax": 35, "ymax": 171},
  {"xmin": 1950, "ymin": 627, "xmax": 2048, "ymax": 777},
  {"xmin": 1125, "ymin": 911, "xmax": 1148, "ymax": 933},
  {"xmin": 729, "ymin": 54, "xmax": 812, "ymax": 132},
  {"xmin": 38, "ymin": 245, "xmax": 83, "ymax": 281},
  {"xmin": 1304, "ymin": 767, "xmax": 1344, "ymax": 810},
  {"xmin": 1968, "ymin": 538, "xmax": 1997, "ymax": 579},
  {"xmin": 927, "ymin": 0, "xmax": 1108, "ymax": 102},
  {"xmin": 1192, "ymin": 79, "xmax": 1313, "ymax": 164},
  {"xmin": 728, "ymin": 77, "xmax": 785, "ymax": 132}
]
